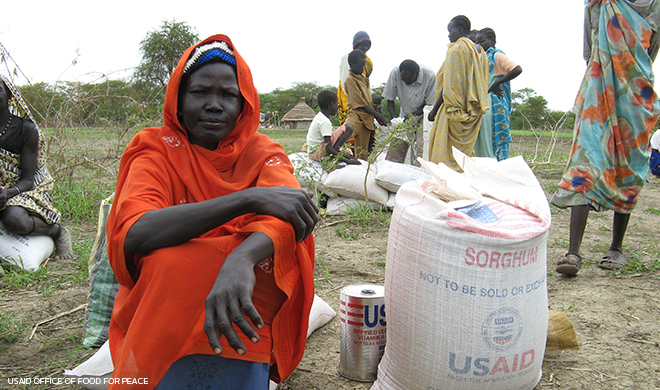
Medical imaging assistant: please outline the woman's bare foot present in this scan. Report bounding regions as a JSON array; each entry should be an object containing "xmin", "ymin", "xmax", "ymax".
[{"xmin": 54, "ymin": 225, "xmax": 75, "ymax": 259}]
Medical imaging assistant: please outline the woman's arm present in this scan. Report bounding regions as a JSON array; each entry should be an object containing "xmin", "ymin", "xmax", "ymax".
[
  {"xmin": 0, "ymin": 123, "xmax": 38, "ymax": 207},
  {"xmin": 204, "ymin": 231, "xmax": 273, "ymax": 355},
  {"xmin": 124, "ymin": 185, "xmax": 318, "ymax": 254},
  {"xmin": 428, "ymin": 92, "xmax": 444, "ymax": 122},
  {"xmin": 489, "ymin": 65, "xmax": 522, "ymax": 98}
]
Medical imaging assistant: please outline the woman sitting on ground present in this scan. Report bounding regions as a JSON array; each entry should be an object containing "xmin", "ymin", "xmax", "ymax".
[
  {"xmin": 0, "ymin": 74, "xmax": 73, "ymax": 260},
  {"xmin": 106, "ymin": 35, "xmax": 318, "ymax": 389}
]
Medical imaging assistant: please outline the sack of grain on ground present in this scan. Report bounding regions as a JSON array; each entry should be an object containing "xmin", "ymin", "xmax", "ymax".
[{"xmin": 372, "ymin": 151, "xmax": 551, "ymax": 390}]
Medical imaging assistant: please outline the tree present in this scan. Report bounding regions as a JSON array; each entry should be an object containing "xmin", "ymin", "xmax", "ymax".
[
  {"xmin": 511, "ymin": 87, "xmax": 575, "ymax": 131},
  {"xmin": 133, "ymin": 19, "xmax": 198, "ymax": 91},
  {"xmin": 511, "ymin": 88, "xmax": 550, "ymax": 130}
]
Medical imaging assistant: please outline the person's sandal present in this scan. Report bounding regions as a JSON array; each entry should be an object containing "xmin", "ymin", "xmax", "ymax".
[
  {"xmin": 556, "ymin": 252, "xmax": 581, "ymax": 276},
  {"xmin": 598, "ymin": 248, "xmax": 627, "ymax": 270}
]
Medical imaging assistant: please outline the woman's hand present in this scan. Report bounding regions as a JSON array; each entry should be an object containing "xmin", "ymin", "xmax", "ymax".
[
  {"xmin": 248, "ymin": 187, "xmax": 319, "ymax": 242},
  {"xmin": 204, "ymin": 232, "xmax": 272, "ymax": 355},
  {"xmin": 375, "ymin": 113, "xmax": 390, "ymax": 126},
  {"xmin": 427, "ymin": 107, "xmax": 438, "ymax": 122},
  {"xmin": 489, "ymin": 83, "xmax": 503, "ymax": 98}
]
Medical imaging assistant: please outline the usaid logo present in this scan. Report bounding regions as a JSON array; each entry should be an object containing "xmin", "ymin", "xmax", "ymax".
[{"xmin": 481, "ymin": 307, "xmax": 523, "ymax": 352}]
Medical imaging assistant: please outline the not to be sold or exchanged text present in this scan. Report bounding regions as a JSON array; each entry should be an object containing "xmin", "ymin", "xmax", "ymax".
[{"xmin": 7, "ymin": 377, "xmax": 149, "ymax": 385}]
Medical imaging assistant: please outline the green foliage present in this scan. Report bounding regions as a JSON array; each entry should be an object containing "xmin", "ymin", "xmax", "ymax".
[
  {"xmin": 134, "ymin": 19, "xmax": 199, "ymax": 93},
  {"xmin": 0, "ymin": 310, "xmax": 25, "ymax": 343},
  {"xmin": 19, "ymin": 79, "xmax": 162, "ymax": 129},
  {"xmin": 511, "ymin": 87, "xmax": 575, "ymax": 131},
  {"xmin": 361, "ymin": 117, "xmax": 419, "ymax": 201},
  {"xmin": 334, "ymin": 202, "xmax": 391, "ymax": 241}
]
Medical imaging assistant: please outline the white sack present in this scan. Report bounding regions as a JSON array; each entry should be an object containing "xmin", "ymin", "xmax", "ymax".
[
  {"xmin": 307, "ymin": 294, "xmax": 337, "ymax": 338},
  {"xmin": 63, "ymin": 340, "xmax": 113, "ymax": 390},
  {"xmin": 372, "ymin": 156, "xmax": 550, "ymax": 390},
  {"xmin": 0, "ymin": 221, "xmax": 54, "ymax": 271},
  {"xmin": 374, "ymin": 160, "xmax": 431, "ymax": 193},
  {"xmin": 323, "ymin": 160, "xmax": 389, "ymax": 205},
  {"xmin": 288, "ymin": 152, "xmax": 332, "ymax": 193}
]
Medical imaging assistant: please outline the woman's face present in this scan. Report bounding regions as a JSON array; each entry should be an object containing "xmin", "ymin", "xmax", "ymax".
[
  {"xmin": 0, "ymin": 82, "xmax": 10, "ymax": 111},
  {"xmin": 179, "ymin": 62, "xmax": 244, "ymax": 150},
  {"xmin": 447, "ymin": 22, "xmax": 463, "ymax": 43},
  {"xmin": 476, "ymin": 34, "xmax": 494, "ymax": 51},
  {"xmin": 355, "ymin": 41, "xmax": 371, "ymax": 53}
]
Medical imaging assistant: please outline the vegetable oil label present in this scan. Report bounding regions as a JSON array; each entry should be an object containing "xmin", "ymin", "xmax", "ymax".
[{"xmin": 339, "ymin": 284, "xmax": 386, "ymax": 382}]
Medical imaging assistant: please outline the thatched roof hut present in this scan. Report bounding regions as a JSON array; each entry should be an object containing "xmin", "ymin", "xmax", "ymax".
[{"xmin": 281, "ymin": 97, "xmax": 316, "ymax": 129}]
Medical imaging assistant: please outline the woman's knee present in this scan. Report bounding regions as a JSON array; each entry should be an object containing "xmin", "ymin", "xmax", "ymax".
[{"xmin": 2, "ymin": 209, "xmax": 34, "ymax": 235}]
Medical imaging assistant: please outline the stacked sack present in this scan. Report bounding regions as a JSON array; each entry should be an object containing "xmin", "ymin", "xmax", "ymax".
[
  {"xmin": 371, "ymin": 149, "xmax": 551, "ymax": 390},
  {"xmin": 288, "ymin": 152, "xmax": 431, "ymax": 215}
]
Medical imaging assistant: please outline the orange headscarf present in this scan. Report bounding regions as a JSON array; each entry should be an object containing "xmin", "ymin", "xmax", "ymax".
[{"xmin": 106, "ymin": 35, "xmax": 315, "ymax": 388}]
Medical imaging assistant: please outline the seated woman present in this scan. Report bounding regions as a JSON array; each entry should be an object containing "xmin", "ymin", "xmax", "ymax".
[
  {"xmin": 106, "ymin": 35, "xmax": 319, "ymax": 390},
  {"xmin": 0, "ymin": 75, "xmax": 73, "ymax": 260}
]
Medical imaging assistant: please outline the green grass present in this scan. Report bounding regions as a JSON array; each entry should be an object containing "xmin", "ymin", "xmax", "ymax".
[
  {"xmin": 53, "ymin": 175, "xmax": 115, "ymax": 225},
  {"xmin": 333, "ymin": 202, "xmax": 391, "ymax": 241},
  {"xmin": 1, "ymin": 264, "xmax": 52, "ymax": 290},
  {"xmin": 0, "ymin": 309, "xmax": 25, "ymax": 343},
  {"xmin": 510, "ymin": 129, "xmax": 573, "ymax": 138},
  {"xmin": 646, "ymin": 207, "xmax": 660, "ymax": 216},
  {"xmin": 258, "ymin": 128, "xmax": 307, "ymax": 154}
]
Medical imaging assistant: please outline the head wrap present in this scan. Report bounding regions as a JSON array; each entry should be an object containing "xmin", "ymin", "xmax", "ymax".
[
  {"xmin": 183, "ymin": 41, "xmax": 236, "ymax": 76},
  {"xmin": 352, "ymin": 31, "xmax": 371, "ymax": 50},
  {"xmin": 163, "ymin": 35, "xmax": 260, "ymax": 160},
  {"xmin": 0, "ymin": 74, "xmax": 37, "ymax": 123}
]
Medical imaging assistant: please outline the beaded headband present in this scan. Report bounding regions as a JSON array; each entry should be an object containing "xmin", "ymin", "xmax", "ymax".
[{"xmin": 183, "ymin": 41, "xmax": 236, "ymax": 76}]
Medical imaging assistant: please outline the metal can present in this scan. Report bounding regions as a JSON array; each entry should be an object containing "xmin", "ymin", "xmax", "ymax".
[{"xmin": 339, "ymin": 283, "xmax": 386, "ymax": 382}]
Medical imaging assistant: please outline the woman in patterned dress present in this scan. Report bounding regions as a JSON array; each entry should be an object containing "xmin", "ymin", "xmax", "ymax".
[
  {"xmin": 0, "ymin": 75, "xmax": 73, "ymax": 260},
  {"xmin": 552, "ymin": 0, "xmax": 660, "ymax": 275}
]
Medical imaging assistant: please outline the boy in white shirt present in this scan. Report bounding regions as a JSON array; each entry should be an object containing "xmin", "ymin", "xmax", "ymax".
[{"xmin": 306, "ymin": 90, "xmax": 359, "ymax": 165}]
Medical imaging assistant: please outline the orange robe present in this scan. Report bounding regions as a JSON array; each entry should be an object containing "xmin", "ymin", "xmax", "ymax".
[{"xmin": 106, "ymin": 35, "xmax": 315, "ymax": 389}]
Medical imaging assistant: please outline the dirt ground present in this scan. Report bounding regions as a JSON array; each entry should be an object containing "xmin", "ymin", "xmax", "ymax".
[{"xmin": 1, "ymin": 171, "xmax": 659, "ymax": 390}]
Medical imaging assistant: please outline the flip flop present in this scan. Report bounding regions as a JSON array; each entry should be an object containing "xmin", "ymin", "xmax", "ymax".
[
  {"xmin": 598, "ymin": 248, "xmax": 627, "ymax": 270},
  {"xmin": 556, "ymin": 252, "xmax": 581, "ymax": 276}
]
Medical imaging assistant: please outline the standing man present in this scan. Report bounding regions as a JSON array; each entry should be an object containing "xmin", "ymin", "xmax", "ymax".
[{"xmin": 382, "ymin": 60, "xmax": 436, "ymax": 164}]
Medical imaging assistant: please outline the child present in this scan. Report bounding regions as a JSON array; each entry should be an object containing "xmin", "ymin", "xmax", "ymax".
[
  {"xmin": 306, "ymin": 90, "xmax": 359, "ymax": 165},
  {"xmin": 344, "ymin": 50, "xmax": 389, "ymax": 159}
]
